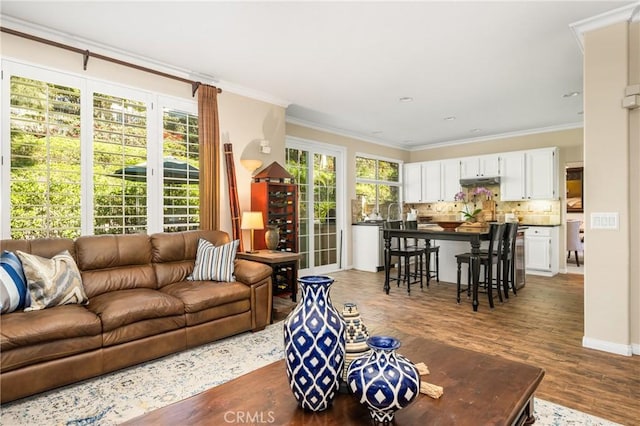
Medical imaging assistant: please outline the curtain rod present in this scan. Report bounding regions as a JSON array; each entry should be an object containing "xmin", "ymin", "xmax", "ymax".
[{"xmin": 1, "ymin": 26, "xmax": 221, "ymax": 97}]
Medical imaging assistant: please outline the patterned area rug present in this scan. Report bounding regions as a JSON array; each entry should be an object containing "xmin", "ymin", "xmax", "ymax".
[{"xmin": 0, "ymin": 324, "xmax": 620, "ymax": 425}]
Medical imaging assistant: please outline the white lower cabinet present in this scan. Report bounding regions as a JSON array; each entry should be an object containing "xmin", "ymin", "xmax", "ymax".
[
  {"xmin": 525, "ymin": 226, "xmax": 559, "ymax": 276},
  {"xmin": 352, "ymin": 225, "xmax": 383, "ymax": 272}
]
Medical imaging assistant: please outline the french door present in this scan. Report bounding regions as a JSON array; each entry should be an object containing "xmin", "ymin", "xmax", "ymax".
[{"xmin": 285, "ymin": 138, "xmax": 345, "ymax": 275}]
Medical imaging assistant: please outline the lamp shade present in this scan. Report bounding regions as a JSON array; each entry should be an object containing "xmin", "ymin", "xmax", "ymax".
[{"xmin": 241, "ymin": 211, "xmax": 264, "ymax": 230}]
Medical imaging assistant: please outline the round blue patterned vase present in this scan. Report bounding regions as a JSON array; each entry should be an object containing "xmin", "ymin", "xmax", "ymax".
[
  {"xmin": 347, "ymin": 336, "xmax": 420, "ymax": 423},
  {"xmin": 284, "ymin": 275, "xmax": 346, "ymax": 411}
]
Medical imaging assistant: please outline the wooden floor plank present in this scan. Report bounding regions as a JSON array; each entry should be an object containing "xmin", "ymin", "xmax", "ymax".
[{"xmin": 278, "ymin": 270, "xmax": 640, "ymax": 425}]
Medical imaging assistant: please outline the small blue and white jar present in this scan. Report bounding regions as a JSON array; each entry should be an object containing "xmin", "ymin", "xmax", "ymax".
[
  {"xmin": 347, "ymin": 335, "xmax": 420, "ymax": 423},
  {"xmin": 284, "ymin": 275, "xmax": 346, "ymax": 411}
]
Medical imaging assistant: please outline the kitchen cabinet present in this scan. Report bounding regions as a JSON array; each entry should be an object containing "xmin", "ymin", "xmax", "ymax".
[
  {"xmin": 500, "ymin": 151, "xmax": 526, "ymax": 201},
  {"xmin": 525, "ymin": 226, "xmax": 559, "ymax": 276},
  {"xmin": 403, "ymin": 162, "xmax": 423, "ymax": 203},
  {"xmin": 526, "ymin": 148, "xmax": 558, "ymax": 200},
  {"xmin": 459, "ymin": 154, "xmax": 500, "ymax": 179},
  {"xmin": 421, "ymin": 159, "xmax": 460, "ymax": 202},
  {"xmin": 500, "ymin": 148, "xmax": 558, "ymax": 201},
  {"xmin": 352, "ymin": 224, "xmax": 383, "ymax": 272}
]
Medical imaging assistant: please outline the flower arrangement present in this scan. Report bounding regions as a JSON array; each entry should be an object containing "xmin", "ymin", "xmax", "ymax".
[{"xmin": 454, "ymin": 187, "xmax": 493, "ymax": 222}]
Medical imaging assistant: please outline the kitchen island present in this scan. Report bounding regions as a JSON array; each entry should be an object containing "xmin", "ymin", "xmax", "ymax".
[{"xmin": 383, "ymin": 226, "xmax": 492, "ymax": 311}]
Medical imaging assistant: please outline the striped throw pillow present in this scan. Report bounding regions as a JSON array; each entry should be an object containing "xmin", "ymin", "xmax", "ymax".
[
  {"xmin": 17, "ymin": 250, "xmax": 89, "ymax": 311},
  {"xmin": 0, "ymin": 250, "xmax": 30, "ymax": 314},
  {"xmin": 188, "ymin": 239, "xmax": 239, "ymax": 282}
]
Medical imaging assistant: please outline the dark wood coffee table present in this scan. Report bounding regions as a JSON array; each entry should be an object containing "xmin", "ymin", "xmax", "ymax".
[{"xmin": 123, "ymin": 336, "xmax": 544, "ymax": 425}]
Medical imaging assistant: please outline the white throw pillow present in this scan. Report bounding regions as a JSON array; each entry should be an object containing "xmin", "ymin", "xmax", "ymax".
[{"xmin": 188, "ymin": 239, "xmax": 239, "ymax": 282}]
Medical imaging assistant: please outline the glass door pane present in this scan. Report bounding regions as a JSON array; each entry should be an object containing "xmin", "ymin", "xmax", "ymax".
[{"xmin": 286, "ymin": 143, "xmax": 342, "ymax": 275}]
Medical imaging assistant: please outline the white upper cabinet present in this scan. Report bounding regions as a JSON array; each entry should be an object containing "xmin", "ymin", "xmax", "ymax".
[
  {"xmin": 422, "ymin": 161, "xmax": 442, "ymax": 202},
  {"xmin": 420, "ymin": 159, "xmax": 460, "ymax": 202},
  {"xmin": 403, "ymin": 147, "xmax": 558, "ymax": 204},
  {"xmin": 403, "ymin": 162, "xmax": 423, "ymax": 203},
  {"xmin": 460, "ymin": 154, "xmax": 500, "ymax": 178},
  {"xmin": 526, "ymin": 148, "xmax": 558, "ymax": 200},
  {"xmin": 441, "ymin": 159, "xmax": 461, "ymax": 201},
  {"xmin": 499, "ymin": 151, "xmax": 526, "ymax": 200},
  {"xmin": 500, "ymin": 148, "xmax": 558, "ymax": 201}
]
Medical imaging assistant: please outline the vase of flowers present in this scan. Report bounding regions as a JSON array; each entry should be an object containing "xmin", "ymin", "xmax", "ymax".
[{"xmin": 454, "ymin": 187, "xmax": 493, "ymax": 223}]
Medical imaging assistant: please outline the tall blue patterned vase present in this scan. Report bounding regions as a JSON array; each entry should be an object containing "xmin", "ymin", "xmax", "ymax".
[
  {"xmin": 284, "ymin": 275, "xmax": 346, "ymax": 411},
  {"xmin": 347, "ymin": 335, "xmax": 420, "ymax": 423}
]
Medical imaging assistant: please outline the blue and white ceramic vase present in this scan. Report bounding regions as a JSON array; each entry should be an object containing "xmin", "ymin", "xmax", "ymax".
[
  {"xmin": 284, "ymin": 275, "xmax": 346, "ymax": 411},
  {"xmin": 347, "ymin": 336, "xmax": 420, "ymax": 424}
]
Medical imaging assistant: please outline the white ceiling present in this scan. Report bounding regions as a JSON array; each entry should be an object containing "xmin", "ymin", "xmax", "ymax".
[{"xmin": 1, "ymin": 1, "xmax": 635, "ymax": 150}]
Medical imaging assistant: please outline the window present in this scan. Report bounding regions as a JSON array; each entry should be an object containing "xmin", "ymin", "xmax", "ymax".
[
  {"xmin": 162, "ymin": 109, "xmax": 200, "ymax": 231},
  {"xmin": 8, "ymin": 76, "xmax": 82, "ymax": 238},
  {"xmin": 355, "ymin": 156, "xmax": 401, "ymax": 220},
  {"xmin": 93, "ymin": 93, "xmax": 148, "ymax": 235},
  {"xmin": 1, "ymin": 61, "xmax": 199, "ymax": 238}
]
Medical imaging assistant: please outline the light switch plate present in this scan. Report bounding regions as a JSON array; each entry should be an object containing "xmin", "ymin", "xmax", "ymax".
[{"xmin": 590, "ymin": 212, "xmax": 619, "ymax": 230}]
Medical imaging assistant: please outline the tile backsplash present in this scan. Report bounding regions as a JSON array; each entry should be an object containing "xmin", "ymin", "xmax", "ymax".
[{"xmin": 406, "ymin": 184, "xmax": 561, "ymax": 225}]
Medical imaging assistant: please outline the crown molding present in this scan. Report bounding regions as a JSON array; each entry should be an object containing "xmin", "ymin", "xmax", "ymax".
[
  {"xmin": 285, "ymin": 116, "xmax": 407, "ymax": 150},
  {"xmin": 409, "ymin": 122, "xmax": 584, "ymax": 152},
  {"xmin": 0, "ymin": 14, "xmax": 290, "ymax": 108},
  {"xmin": 570, "ymin": 2, "xmax": 640, "ymax": 53}
]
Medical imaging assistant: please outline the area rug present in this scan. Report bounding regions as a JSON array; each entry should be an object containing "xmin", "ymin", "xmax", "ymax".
[{"xmin": 0, "ymin": 324, "xmax": 620, "ymax": 425}]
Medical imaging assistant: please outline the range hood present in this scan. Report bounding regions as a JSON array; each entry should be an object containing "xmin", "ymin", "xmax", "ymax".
[{"xmin": 459, "ymin": 176, "xmax": 501, "ymax": 186}]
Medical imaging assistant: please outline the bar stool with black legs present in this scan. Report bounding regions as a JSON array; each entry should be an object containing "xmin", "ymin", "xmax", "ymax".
[
  {"xmin": 501, "ymin": 222, "xmax": 520, "ymax": 298},
  {"xmin": 455, "ymin": 222, "xmax": 506, "ymax": 309},
  {"xmin": 404, "ymin": 220, "xmax": 440, "ymax": 286},
  {"xmin": 384, "ymin": 220, "xmax": 425, "ymax": 294}
]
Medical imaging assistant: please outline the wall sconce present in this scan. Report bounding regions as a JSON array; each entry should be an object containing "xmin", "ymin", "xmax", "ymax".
[
  {"xmin": 240, "ymin": 211, "xmax": 264, "ymax": 253},
  {"xmin": 240, "ymin": 159, "xmax": 263, "ymax": 174},
  {"xmin": 259, "ymin": 139, "xmax": 271, "ymax": 154}
]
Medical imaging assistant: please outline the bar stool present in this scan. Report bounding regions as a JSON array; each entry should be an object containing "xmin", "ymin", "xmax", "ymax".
[
  {"xmin": 404, "ymin": 220, "xmax": 440, "ymax": 285},
  {"xmin": 385, "ymin": 220, "xmax": 425, "ymax": 294},
  {"xmin": 455, "ymin": 222, "xmax": 507, "ymax": 308},
  {"xmin": 502, "ymin": 222, "xmax": 520, "ymax": 298}
]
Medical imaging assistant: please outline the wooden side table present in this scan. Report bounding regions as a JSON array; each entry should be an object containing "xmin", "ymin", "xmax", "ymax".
[{"xmin": 236, "ymin": 250, "xmax": 300, "ymax": 302}]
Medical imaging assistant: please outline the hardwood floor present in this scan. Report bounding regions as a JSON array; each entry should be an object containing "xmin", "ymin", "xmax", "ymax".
[{"xmin": 282, "ymin": 270, "xmax": 639, "ymax": 425}]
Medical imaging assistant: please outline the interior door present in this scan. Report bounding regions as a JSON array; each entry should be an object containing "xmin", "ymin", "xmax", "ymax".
[{"xmin": 286, "ymin": 139, "xmax": 345, "ymax": 275}]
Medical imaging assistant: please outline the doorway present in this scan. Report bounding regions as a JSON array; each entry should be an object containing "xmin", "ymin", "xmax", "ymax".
[{"xmin": 285, "ymin": 138, "xmax": 346, "ymax": 275}]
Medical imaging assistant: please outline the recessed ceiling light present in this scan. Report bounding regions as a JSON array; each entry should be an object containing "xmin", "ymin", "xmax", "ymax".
[
  {"xmin": 562, "ymin": 91, "xmax": 581, "ymax": 98},
  {"xmin": 399, "ymin": 97, "xmax": 414, "ymax": 103},
  {"xmin": 577, "ymin": 111, "xmax": 584, "ymax": 115},
  {"xmin": 443, "ymin": 116, "xmax": 456, "ymax": 121},
  {"xmin": 403, "ymin": 139, "xmax": 414, "ymax": 144},
  {"xmin": 372, "ymin": 130, "xmax": 383, "ymax": 135},
  {"xmin": 470, "ymin": 128, "xmax": 482, "ymax": 133}
]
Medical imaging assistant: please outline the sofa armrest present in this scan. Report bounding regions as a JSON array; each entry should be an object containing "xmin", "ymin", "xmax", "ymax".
[
  {"xmin": 234, "ymin": 259, "xmax": 272, "ymax": 285},
  {"xmin": 234, "ymin": 259, "xmax": 273, "ymax": 331}
]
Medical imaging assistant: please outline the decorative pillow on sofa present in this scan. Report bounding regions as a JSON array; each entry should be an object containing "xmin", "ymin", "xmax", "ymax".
[
  {"xmin": 0, "ymin": 250, "xmax": 30, "ymax": 314},
  {"xmin": 188, "ymin": 238, "xmax": 239, "ymax": 282},
  {"xmin": 16, "ymin": 250, "xmax": 89, "ymax": 311}
]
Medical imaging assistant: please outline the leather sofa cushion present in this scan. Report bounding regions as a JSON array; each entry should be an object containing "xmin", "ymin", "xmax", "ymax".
[
  {"xmin": 75, "ymin": 234, "xmax": 152, "ymax": 271},
  {"xmin": 0, "ymin": 304, "xmax": 101, "ymax": 351},
  {"xmin": 161, "ymin": 281, "xmax": 250, "ymax": 313},
  {"xmin": 75, "ymin": 234, "xmax": 155, "ymax": 298},
  {"xmin": 87, "ymin": 288, "xmax": 184, "ymax": 332},
  {"xmin": 151, "ymin": 230, "xmax": 230, "ymax": 288},
  {"xmin": 1, "ymin": 335, "xmax": 102, "ymax": 373},
  {"xmin": 0, "ymin": 238, "xmax": 76, "ymax": 260}
]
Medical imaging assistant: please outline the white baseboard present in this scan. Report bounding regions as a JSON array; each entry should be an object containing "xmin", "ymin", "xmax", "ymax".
[
  {"xmin": 633, "ymin": 343, "xmax": 640, "ymax": 355},
  {"xmin": 582, "ymin": 336, "xmax": 633, "ymax": 356}
]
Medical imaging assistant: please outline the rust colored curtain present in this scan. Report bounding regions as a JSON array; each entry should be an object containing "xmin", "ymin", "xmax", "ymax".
[{"xmin": 198, "ymin": 85, "xmax": 220, "ymax": 230}]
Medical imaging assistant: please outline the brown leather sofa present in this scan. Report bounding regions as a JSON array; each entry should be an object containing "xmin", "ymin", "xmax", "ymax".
[{"xmin": 0, "ymin": 230, "xmax": 273, "ymax": 403}]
